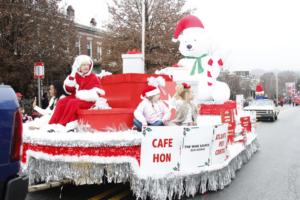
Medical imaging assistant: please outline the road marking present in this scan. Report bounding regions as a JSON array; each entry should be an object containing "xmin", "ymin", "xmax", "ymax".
[
  {"xmin": 88, "ymin": 185, "xmax": 125, "ymax": 200},
  {"xmin": 108, "ymin": 190, "xmax": 131, "ymax": 200}
]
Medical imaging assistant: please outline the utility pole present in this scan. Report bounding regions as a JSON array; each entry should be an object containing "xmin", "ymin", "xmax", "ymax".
[
  {"xmin": 141, "ymin": 0, "xmax": 145, "ymax": 70},
  {"xmin": 276, "ymin": 72, "xmax": 278, "ymax": 105}
]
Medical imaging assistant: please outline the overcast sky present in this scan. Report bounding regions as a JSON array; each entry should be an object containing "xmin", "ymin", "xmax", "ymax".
[{"xmin": 60, "ymin": 0, "xmax": 300, "ymax": 71}]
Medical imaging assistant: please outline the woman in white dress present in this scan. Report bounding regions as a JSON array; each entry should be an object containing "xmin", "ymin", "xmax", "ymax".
[{"xmin": 32, "ymin": 81, "xmax": 65, "ymax": 116}]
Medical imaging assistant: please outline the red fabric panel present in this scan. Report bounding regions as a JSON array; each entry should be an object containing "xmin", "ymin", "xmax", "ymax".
[
  {"xmin": 199, "ymin": 101, "xmax": 237, "ymax": 115},
  {"xmin": 22, "ymin": 143, "xmax": 141, "ymax": 165},
  {"xmin": 78, "ymin": 108, "xmax": 134, "ymax": 131}
]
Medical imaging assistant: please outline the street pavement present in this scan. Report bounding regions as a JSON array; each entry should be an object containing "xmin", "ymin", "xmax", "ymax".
[{"xmin": 26, "ymin": 105, "xmax": 300, "ymax": 200}]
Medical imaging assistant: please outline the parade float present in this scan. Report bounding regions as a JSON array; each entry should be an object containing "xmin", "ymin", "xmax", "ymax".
[{"xmin": 21, "ymin": 15, "xmax": 259, "ymax": 200}]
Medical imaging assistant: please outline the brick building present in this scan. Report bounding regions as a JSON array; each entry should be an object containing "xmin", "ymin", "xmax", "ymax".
[
  {"xmin": 75, "ymin": 23, "xmax": 103, "ymax": 63},
  {"xmin": 67, "ymin": 6, "xmax": 103, "ymax": 65}
]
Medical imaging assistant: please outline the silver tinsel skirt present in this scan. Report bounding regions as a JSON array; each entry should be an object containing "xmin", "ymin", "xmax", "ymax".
[{"xmin": 25, "ymin": 138, "xmax": 259, "ymax": 200}]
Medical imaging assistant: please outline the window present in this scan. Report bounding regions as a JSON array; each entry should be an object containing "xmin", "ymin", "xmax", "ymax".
[
  {"xmin": 87, "ymin": 40, "xmax": 92, "ymax": 57},
  {"xmin": 75, "ymin": 37, "xmax": 81, "ymax": 55},
  {"xmin": 97, "ymin": 45, "xmax": 102, "ymax": 60}
]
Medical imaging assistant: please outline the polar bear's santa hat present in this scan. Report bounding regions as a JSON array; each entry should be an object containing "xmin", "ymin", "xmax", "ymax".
[{"xmin": 172, "ymin": 15, "xmax": 205, "ymax": 42}]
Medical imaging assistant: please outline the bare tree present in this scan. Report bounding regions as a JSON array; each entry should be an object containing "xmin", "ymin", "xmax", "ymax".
[
  {"xmin": 239, "ymin": 78, "xmax": 253, "ymax": 99},
  {"xmin": 260, "ymin": 72, "xmax": 276, "ymax": 99},
  {"xmin": 0, "ymin": 0, "xmax": 77, "ymax": 96},
  {"xmin": 218, "ymin": 71, "xmax": 242, "ymax": 100},
  {"xmin": 297, "ymin": 78, "xmax": 300, "ymax": 92},
  {"xmin": 260, "ymin": 71, "xmax": 299, "ymax": 98},
  {"xmin": 101, "ymin": 0, "xmax": 191, "ymax": 73}
]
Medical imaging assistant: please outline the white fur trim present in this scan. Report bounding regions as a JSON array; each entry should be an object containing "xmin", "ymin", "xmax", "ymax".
[
  {"xmin": 96, "ymin": 70, "xmax": 112, "ymax": 79},
  {"xmin": 93, "ymin": 88, "xmax": 105, "ymax": 95},
  {"xmin": 76, "ymin": 88, "xmax": 103, "ymax": 102},
  {"xmin": 63, "ymin": 84, "xmax": 71, "ymax": 95},
  {"xmin": 63, "ymin": 76, "xmax": 77, "ymax": 95},
  {"xmin": 47, "ymin": 124, "xmax": 66, "ymax": 132},
  {"xmin": 172, "ymin": 38, "xmax": 178, "ymax": 42},
  {"xmin": 64, "ymin": 76, "xmax": 76, "ymax": 87},
  {"xmin": 71, "ymin": 57, "xmax": 81, "ymax": 73},
  {"xmin": 91, "ymin": 98, "xmax": 111, "ymax": 110},
  {"xmin": 147, "ymin": 76, "xmax": 165, "ymax": 87},
  {"xmin": 145, "ymin": 88, "xmax": 160, "ymax": 97},
  {"xmin": 65, "ymin": 120, "xmax": 78, "ymax": 131}
]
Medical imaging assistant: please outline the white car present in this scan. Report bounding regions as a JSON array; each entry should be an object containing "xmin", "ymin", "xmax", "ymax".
[{"xmin": 244, "ymin": 99, "xmax": 279, "ymax": 122}]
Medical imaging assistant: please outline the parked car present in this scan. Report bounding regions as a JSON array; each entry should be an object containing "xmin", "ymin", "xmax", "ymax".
[
  {"xmin": 244, "ymin": 99, "xmax": 279, "ymax": 122},
  {"xmin": 0, "ymin": 85, "xmax": 28, "ymax": 200}
]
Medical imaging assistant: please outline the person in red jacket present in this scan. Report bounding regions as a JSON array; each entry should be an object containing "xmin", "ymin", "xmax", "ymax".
[{"xmin": 48, "ymin": 55, "xmax": 105, "ymax": 132}]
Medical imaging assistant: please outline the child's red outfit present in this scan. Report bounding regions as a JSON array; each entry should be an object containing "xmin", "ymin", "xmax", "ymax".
[{"xmin": 49, "ymin": 55, "xmax": 104, "ymax": 126}]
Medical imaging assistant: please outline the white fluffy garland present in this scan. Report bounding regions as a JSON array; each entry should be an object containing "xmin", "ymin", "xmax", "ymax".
[{"xmin": 23, "ymin": 130, "xmax": 143, "ymax": 147}]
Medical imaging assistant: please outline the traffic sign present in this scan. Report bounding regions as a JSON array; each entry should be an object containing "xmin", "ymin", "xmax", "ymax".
[{"xmin": 34, "ymin": 62, "xmax": 45, "ymax": 79}]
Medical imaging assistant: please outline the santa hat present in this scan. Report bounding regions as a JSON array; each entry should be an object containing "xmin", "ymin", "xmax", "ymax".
[
  {"xmin": 16, "ymin": 92, "xmax": 23, "ymax": 97},
  {"xmin": 172, "ymin": 15, "xmax": 204, "ymax": 42},
  {"xmin": 256, "ymin": 84, "xmax": 264, "ymax": 95},
  {"xmin": 142, "ymin": 85, "xmax": 160, "ymax": 97}
]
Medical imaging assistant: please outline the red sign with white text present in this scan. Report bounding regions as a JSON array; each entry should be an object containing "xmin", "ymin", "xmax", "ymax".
[
  {"xmin": 221, "ymin": 109, "xmax": 236, "ymax": 143},
  {"xmin": 34, "ymin": 62, "xmax": 45, "ymax": 79},
  {"xmin": 240, "ymin": 116, "xmax": 251, "ymax": 133}
]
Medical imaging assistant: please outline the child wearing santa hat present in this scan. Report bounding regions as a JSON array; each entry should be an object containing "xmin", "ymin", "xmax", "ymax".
[
  {"xmin": 172, "ymin": 83, "xmax": 198, "ymax": 126},
  {"xmin": 48, "ymin": 55, "xmax": 106, "ymax": 132},
  {"xmin": 133, "ymin": 83, "xmax": 170, "ymax": 131}
]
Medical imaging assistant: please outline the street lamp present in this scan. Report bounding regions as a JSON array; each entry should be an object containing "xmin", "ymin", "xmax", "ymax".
[{"xmin": 275, "ymin": 72, "xmax": 278, "ymax": 104}]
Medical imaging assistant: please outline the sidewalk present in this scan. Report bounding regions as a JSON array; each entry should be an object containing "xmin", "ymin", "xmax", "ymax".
[{"xmin": 278, "ymin": 104, "xmax": 300, "ymax": 112}]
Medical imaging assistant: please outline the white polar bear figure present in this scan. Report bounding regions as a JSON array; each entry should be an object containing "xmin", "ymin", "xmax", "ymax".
[{"xmin": 172, "ymin": 15, "xmax": 230, "ymax": 102}]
